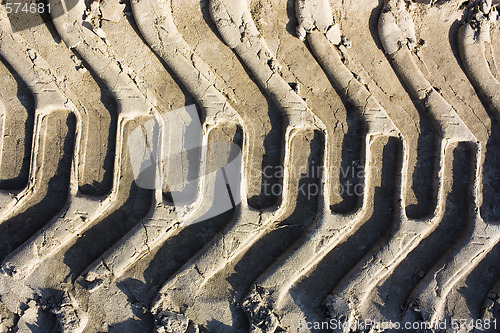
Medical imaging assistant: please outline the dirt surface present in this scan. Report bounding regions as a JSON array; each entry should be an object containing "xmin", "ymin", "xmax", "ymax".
[{"xmin": 0, "ymin": 0, "xmax": 499, "ymax": 332}]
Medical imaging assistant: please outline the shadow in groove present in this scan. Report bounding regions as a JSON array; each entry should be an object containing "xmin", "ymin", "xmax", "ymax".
[
  {"xmin": 291, "ymin": 136, "xmax": 403, "ymax": 332},
  {"xmin": 330, "ymin": 103, "xmax": 367, "ymax": 214},
  {"xmin": 383, "ymin": 143, "xmax": 475, "ymax": 325},
  {"xmin": 63, "ymin": 184, "xmax": 153, "ymax": 281},
  {"xmin": 0, "ymin": 112, "xmax": 76, "ymax": 262},
  {"xmin": 0, "ymin": 55, "xmax": 35, "ymax": 189},
  {"xmin": 369, "ymin": 2, "xmax": 440, "ymax": 220},
  {"xmin": 480, "ymin": 112, "xmax": 500, "ymax": 222},
  {"xmin": 69, "ymin": 48, "xmax": 118, "ymax": 197},
  {"xmin": 224, "ymin": 131, "xmax": 324, "ymax": 332},
  {"xmin": 458, "ymin": 243, "xmax": 500, "ymax": 323}
]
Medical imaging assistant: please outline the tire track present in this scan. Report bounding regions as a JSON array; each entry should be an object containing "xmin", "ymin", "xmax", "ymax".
[
  {"xmin": 147, "ymin": 0, "xmax": 328, "ymax": 330},
  {"xmin": 0, "ymin": 0, "xmax": 161, "ymax": 275},
  {"xmin": 245, "ymin": 136, "xmax": 402, "ymax": 333},
  {"xmin": 459, "ymin": 0, "xmax": 500, "ymax": 223},
  {"xmin": 400, "ymin": 0, "xmax": 500, "ymax": 327},
  {"xmin": 345, "ymin": 0, "xmax": 496, "ymax": 328},
  {"xmin": 313, "ymin": 1, "xmax": 480, "ymax": 329},
  {"xmin": 68, "ymin": 0, "xmax": 249, "ymax": 329},
  {"xmin": 0, "ymin": 7, "xmax": 77, "ymax": 226},
  {"xmin": 14, "ymin": 9, "xmax": 118, "ymax": 196},
  {"xmin": 3, "ymin": 0, "xmax": 230, "ymax": 330},
  {"xmin": 79, "ymin": 0, "xmax": 246, "ymax": 290},
  {"xmin": 244, "ymin": 0, "xmax": 351, "ymax": 214},
  {"xmin": 326, "ymin": 0, "xmax": 430, "ymax": 221},
  {"xmin": 0, "ymin": 0, "xmax": 496, "ymax": 332},
  {"xmin": 349, "ymin": 141, "xmax": 473, "ymax": 331},
  {"xmin": 0, "ymin": 19, "xmax": 141, "ymax": 282},
  {"xmin": 0, "ymin": 1, "xmax": 162, "ymax": 330},
  {"xmin": 238, "ymin": 1, "xmax": 402, "ymax": 331}
]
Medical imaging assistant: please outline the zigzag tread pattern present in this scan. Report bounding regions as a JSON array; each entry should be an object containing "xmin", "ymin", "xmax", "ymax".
[{"xmin": 0, "ymin": 0, "xmax": 499, "ymax": 332}]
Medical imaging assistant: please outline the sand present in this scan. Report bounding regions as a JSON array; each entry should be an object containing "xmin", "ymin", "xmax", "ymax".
[{"xmin": 0, "ymin": 0, "xmax": 499, "ymax": 332}]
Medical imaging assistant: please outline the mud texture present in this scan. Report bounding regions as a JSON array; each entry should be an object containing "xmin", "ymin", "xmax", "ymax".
[{"xmin": 0, "ymin": 0, "xmax": 500, "ymax": 332}]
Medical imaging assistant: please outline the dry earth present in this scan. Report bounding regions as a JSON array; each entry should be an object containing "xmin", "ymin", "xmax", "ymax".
[{"xmin": 0, "ymin": 0, "xmax": 499, "ymax": 332}]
